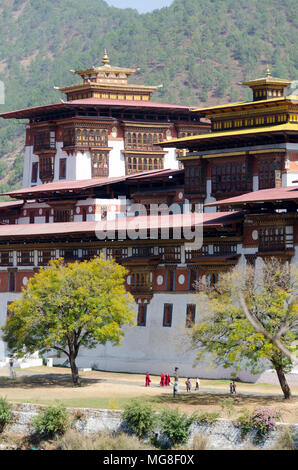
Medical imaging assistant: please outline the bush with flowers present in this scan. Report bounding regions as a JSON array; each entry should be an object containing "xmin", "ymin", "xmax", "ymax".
[{"xmin": 238, "ymin": 407, "xmax": 280, "ymax": 444}]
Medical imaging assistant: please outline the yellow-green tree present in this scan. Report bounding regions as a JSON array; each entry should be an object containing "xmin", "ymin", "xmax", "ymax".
[
  {"xmin": 190, "ymin": 258, "xmax": 298, "ymax": 399},
  {"xmin": 2, "ymin": 257, "xmax": 135, "ymax": 386}
]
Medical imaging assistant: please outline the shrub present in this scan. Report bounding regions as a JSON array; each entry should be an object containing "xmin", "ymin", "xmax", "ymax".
[
  {"xmin": 220, "ymin": 399, "xmax": 236, "ymax": 418},
  {"xmin": 271, "ymin": 428, "xmax": 297, "ymax": 450},
  {"xmin": 32, "ymin": 405, "xmax": 69, "ymax": 438},
  {"xmin": 0, "ymin": 398, "xmax": 12, "ymax": 432},
  {"xmin": 55, "ymin": 429, "xmax": 152, "ymax": 450},
  {"xmin": 122, "ymin": 400, "xmax": 155, "ymax": 438},
  {"xmin": 238, "ymin": 407, "xmax": 279, "ymax": 444},
  {"xmin": 196, "ymin": 412, "xmax": 219, "ymax": 425},
  {"xmin": 159, "ymin": 408, "xmax": 196, "ymax": 448},
  {"xmin": 191, "ymin": 432, "xmax": 210, "ymax": 450}
]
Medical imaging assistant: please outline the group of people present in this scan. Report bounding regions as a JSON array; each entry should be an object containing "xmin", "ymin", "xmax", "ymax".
[
  {"xmin": 145, "ymin": 372, "xmax": 172, "ymax": 387},
  {"xmin": 146, "ymin": 372, "xmax": 237, "ymax": 395},
  {"xmin": 160, "ymin": 372, "xmax": 171, "ymax": 387},
  {"xmin": 230, "ymin": 381, "xmax": 237, "ymax": 394},
  {"xmin": 185, "ymin": 377, "xmax": 200, "ymax": 392}
]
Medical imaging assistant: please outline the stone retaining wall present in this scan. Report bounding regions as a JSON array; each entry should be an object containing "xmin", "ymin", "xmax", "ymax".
[{"xmin": 4, "ymin": 403, "xmax": 298, "ymax": 450}]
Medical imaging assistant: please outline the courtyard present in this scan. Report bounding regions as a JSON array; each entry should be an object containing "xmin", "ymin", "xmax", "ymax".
[{"xmin": 0, "ymin": 366, "xmax": 297, "ymax": 424}]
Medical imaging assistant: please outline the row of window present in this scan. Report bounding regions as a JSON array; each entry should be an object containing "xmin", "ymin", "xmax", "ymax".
[
  {"xmin": 137, "ymin": 303, "xmax": 196, "ymax": 328},
  {"xmin": 213, "ymin": 113, "xmax": 287, "ymax": 131},
  {"xmin": 125, "ymin": 131, "xmax": 164, "ymax": 150},
  {"xmin": 63, "ymin": 128, "xmax": 108, "ymax": 148},
  {"xmin": 185, "ymin": 157, "xmax": 282, "ymax": 194},
  {"xmin": 254, "ymin": 88, "xmax": 283, "ymax": 99},
  {"xmin": 126, "ymin": 155, "xmax": 163, "ymax": 174},
  {"xmin": 67, "ymin": 92, "xmax": 150, "ymax": 101}
]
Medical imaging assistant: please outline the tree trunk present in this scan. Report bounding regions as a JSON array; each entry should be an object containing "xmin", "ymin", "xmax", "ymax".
[
  {"xmin": 274, "ymin": 364, "xmax": 291, "ymax": 399},
  {"xmin": 69, "ymin": 353, "xmax": 81, "ymax": 387}
]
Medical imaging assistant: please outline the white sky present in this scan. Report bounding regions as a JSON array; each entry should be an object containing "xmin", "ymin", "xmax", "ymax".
[{"xmin": 105, "ymin": 0, "xmax": 174, "ymax": 13}]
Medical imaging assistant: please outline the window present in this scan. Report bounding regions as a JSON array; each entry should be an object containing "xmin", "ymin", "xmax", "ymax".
[
  {"xmin": 184, "ymin": 163, "xmax": 206, "ymax": 194},
  {"xmin": 59, "ymin": 158, "xmax": 67, "ymax": 179},
  {"xmin": 17, "ymin": 251, "xmax": 34, "ymax": 266},
  {"xmin": 137, "ymin": 304, "xmax": 147, "ymax": 326},
  {"xmin": 31, "ymin": 162, "xmax": 38, "ymax": 183},
  {"xmin": 163, "ymin": 303, "xmax": 173, "ymax": 327},
  {"xmin": 38, "ymin": 250, "xmax": 56, "ymax": 265},
  {"xmin": 8, "ymin": 271, "xmax": 16, "ymax": 292},
  {"xmin": 186, "ymin": 304, "xmax": 196, "ymax": 328},
  {"xmin": 45, "ymin": 209, "xmax": 50, "ymax": 223},
  {"xmin": 39, "ymin": 154, "xmax": 55, "ymax": 182},
  {"xmin": 0, "ymin": 251, "xmax": 14, "ymax": 266},
  {"xmin": 211, "ymin": 160, "xmax": 252, "ymax": 194},
  {"xmin": 29, "ymin": 210, "xmax": 35, "ymax": 224},
  {"xmin": 54, "ymin": 208, "xmax": 73, "ymax": 222},
  {"xmin": 259, "ymin": 158, "xmax": 281, "ymax": 189},
  {"xmin": 91, "ymin": 151, "xmax": 109, "ymax": 177}
]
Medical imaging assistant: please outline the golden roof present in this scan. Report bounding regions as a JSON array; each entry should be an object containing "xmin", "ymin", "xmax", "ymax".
[
  {"xmin": 191, "ymin": 96, "xmax": 298, "ymax": 115},
  {"xmin": 162, "ymin": 123, "xmax": 298, "ymax": 146}
]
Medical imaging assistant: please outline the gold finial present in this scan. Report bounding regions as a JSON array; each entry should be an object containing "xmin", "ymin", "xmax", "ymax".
[
  {"xmin": 266, "ymin": 65, "xmax": 271, "ymax": 77},
  {"xmin": 102, "ymin": 49, "xmax": 110, "ymax": 66}
]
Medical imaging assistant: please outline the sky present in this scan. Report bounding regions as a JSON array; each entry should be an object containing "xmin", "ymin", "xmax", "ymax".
[{"xmin": 105, "ymin": 0, "xmax": 174, "ymax": 13}]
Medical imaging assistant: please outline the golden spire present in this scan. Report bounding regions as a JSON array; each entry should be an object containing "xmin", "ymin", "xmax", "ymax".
[
  {"xmin": 266, "ymin": 65, "xmax": 271, "ymax": 77},
  {"xmin": 102, "ymin": 49, "xmax": 110, "ymax": 66}
]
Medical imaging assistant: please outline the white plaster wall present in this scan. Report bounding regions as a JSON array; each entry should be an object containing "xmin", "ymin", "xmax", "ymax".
[
  {"xmin": 54, "ymin": 143, "xmax": 75, "ymax": 182},
  {"xmin": 0, "ymin": 293, "xmax": 22, "ymax": 361},
  {"xmin": 163, "ymin": 148, "xmax": 179, "ymax": 170},
  {"xmin": 75, "ymin": 151, "xmax": 92, "ymax": 180},
  {"xmin": 108, "ymin": 140, "xmax": 125, "ymax": 177},
  {"xmin": 282, "ymin": 171, "xmax": 298, "ymax": 186},
  {"xmin": 69, "ymin": 291, "xmax": 265, "ymax": 382},
  {"xmin": 22, "ymin": 146, "xmax": 41, "ymax": 188}
]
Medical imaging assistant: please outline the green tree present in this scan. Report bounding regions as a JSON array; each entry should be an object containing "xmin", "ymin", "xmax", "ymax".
[
  {"xmin": 2, "ymin": 257, "xmax": 135, "ymax": 386},
  {"xmin": 189, "ymin": 258, "xmax": 298, "ymax": 399}
]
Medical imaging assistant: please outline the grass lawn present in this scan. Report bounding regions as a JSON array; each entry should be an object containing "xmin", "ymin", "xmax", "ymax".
[{"xmin": 0, "ymin": 366, "xmax": 297, "ymax": 424}]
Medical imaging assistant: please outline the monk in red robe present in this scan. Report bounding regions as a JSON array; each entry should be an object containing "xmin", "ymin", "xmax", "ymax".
[
  {"xmin": 145, "ymin": 373, "xmax": 151, "ymax": 387},
  {"xmin": 160, "ymin": 373, "xmax": 165, "ymax": 386},
  {"xmin": 165, "ymin": 372, "xmax": 170, "ymax": 386}
]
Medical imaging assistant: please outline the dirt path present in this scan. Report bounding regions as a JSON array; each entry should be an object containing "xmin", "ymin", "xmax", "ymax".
[{"xmin": 1, "ymin": 366, "xmax": 297, "ymax": 424}]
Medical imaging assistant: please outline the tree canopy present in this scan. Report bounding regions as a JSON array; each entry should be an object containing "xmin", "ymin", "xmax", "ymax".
[
  {"xmin": 189, "ymin": 258, "xmax": 298, "ymax": 399},
  {"xmin": 2, "ymin": 257, "xmax": 135, "ymax": 385}
]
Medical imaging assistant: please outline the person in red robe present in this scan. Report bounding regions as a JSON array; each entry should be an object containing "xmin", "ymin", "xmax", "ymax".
[
  {"xmin": 165, "ymin": 372, "xmax": 170, "ymax": 386},
  {"xmin": 145, "ymin": 373, "xmax": 151, "ymax": 387},
  {"xmin": 160, "ymin": 373, "xmax": 165, "ymax": 386}
]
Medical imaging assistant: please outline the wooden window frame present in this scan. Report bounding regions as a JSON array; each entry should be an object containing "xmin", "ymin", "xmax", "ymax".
[
  {"xmin": 186, "ymin": 304, "xmax": 196, "ymax": 328},
  {"xmin": 163, "ymin": 303, "xmax": 173, "ymax": 327},
  {"xmin": 137, "ymin": 303, "xmax": 147, "ymax": 327}
]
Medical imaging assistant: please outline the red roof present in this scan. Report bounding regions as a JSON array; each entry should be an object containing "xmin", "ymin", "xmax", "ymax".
[
  {"xmin": 0, "ymin": 211, "xmax": 243, "ymax": 239},
  {"xmin": 3, "ymin": 177, "xmax": 127, "ymax": 198},
  {"xmin": 0, "ymin": 98, "xmax": 195, "ymax": 120},
  {"xmin": 2, "ymin": 169, "xmax": 182, "ymax": 198},
  {"xmin": 0, "ymin": 200, "xmax": 24, "ymax": 210},
  {"xmin": 206, "ymin": 186, "xmax": 298, "ymax": 207}
]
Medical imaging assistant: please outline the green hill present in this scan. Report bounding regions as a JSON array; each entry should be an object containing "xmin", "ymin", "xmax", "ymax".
[{"xmin": 0, "ymin": 0, "xmax": 297, "ymax": 191}]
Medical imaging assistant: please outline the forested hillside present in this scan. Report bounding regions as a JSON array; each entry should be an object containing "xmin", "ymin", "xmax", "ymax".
[{"xmin": 0, "ymin": 0, "xmax": 297, "ymax": 191}]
